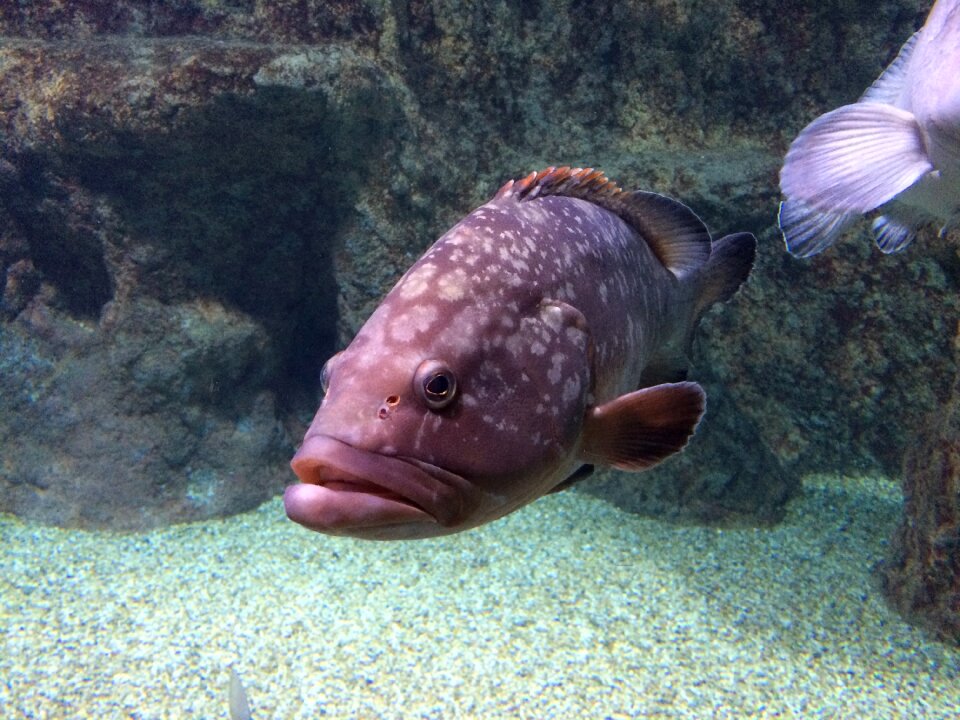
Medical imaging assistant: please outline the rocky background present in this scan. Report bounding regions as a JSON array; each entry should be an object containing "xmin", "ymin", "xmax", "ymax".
[
  {"xmin": 0, "ymin": 0, "xmax": 953, "ymax": 552},
  {"xmin": 881, "ymin": 338, "xmax": 960, "ymax": 645}
]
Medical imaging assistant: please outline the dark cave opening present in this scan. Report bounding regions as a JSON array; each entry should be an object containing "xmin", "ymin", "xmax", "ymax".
[{"xmin": 46, "ymin": 85, "xmax": 398, "ymax": 409}]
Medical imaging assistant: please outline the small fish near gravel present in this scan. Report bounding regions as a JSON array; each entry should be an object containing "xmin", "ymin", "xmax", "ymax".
[{"xmin": 286, "ymin": 167, "xmax": 756, "ymax": 540}]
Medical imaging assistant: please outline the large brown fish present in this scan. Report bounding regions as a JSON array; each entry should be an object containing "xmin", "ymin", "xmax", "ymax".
[{"xmin": 286, "ymin": 168, "xmax": 755, "ymax": 540}]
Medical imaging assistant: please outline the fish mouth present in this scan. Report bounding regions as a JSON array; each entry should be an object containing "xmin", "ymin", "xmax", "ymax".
[{"xmin": 285, "ymin": 434, "xmax": 470, "ymax": 539}]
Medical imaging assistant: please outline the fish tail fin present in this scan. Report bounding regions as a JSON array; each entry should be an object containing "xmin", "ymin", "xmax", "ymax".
[
  {"xmin": 778, "ymin": 198, "xmax": 859, "ymax": 257},
  {"xmin": 642, "ymin": 231, "xmax": 753, "ymax": 384},
  {"xmin": 692, "ymin": 231, "xmax": 756, "ymax": 318}
]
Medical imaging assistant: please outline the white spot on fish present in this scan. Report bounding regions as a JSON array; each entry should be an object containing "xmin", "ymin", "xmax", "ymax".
[
  {"xmin": 389, "ymin": 303, "xmax": 438, "ymax": 342},
  {"xmin": 399, "ymin": 263, "xmax": 438, "ymax": 299},
  {"xmin": 548, "ymin": 353, "xmax": 565, "ymax": 384},
  {"xmin": 438, "ymin": 268, "xmax": 469, "ymax": 300},
  {"xmin": 565, "ymin": 326, "xmax": 585, "ymax": 347},
  {"xmin": 562, "ymin": 375, "xmax": 581, "ymax": 404},
  {"xmin": 510, "ymin": 256, "xmax": 529, "ymax": 272}
]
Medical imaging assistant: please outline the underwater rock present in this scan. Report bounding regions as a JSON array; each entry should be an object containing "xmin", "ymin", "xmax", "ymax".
[
  {"xmin": 718, "ymin": 225, "xmax": 960, "ymax": 476},
  {"xmin": 0, "ymin": 0, "xmax": 380, "ymax": 44},
  {"xmin": 880, "ymin": 350, "xmax": 960, "ymax": 644},
  {"xmin": 0, "ymin": 296, "xmax": 290, "ymax": 529},
  {"xmin": 0, "ymin": 29, "xmax": 416, "ymax": 527},
  {"xmin": 0, "ymin": 0, "xmax": 952, "ymax": 529}
]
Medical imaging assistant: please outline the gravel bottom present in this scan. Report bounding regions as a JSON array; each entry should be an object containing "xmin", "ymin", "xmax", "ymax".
[{"xmin": 2, "ymin": 474, "xmax": 959, "ymax": 719}]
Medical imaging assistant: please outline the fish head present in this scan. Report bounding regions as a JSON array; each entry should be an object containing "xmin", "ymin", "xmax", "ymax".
[{"xmin": 285, "ymin": 263, "xmax": 594, "ymax": 540}]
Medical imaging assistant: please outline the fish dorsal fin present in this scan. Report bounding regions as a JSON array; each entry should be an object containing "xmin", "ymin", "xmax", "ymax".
[
  {"xmin": 495, "ymin": 167, "xmax": 712, "ymax": 278},
  {"xmin": 860, "ymin": 30, "xmax": 919, "ymax": 104},
  {"xmin": 616, "ymin": 190, "xmax": 713, "ymax": 278}
]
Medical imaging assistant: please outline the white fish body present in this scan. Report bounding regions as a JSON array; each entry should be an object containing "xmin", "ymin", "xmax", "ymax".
[{"xmin": 779, "ymin": 0, "xmax": 960, "ymax": 256}]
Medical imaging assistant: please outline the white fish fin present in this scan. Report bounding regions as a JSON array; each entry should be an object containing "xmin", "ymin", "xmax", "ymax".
[
  {"xmin": 778, "ymin": 199, "xmax": 858, "ymax": 257},
  {"xmin": 860, "ymin": 30, "xmax": 920, "ymax": 104},
  {"xmin": 229, "ymin": 667, "xmax": 252, "ymax": 720},
  {"xmin": 872, "ymin": 215, "xmax": 917, "ymax": 253},
  {"xmin": 580, "ymin": 382, "xmax": 705, "ymax": 471},
  {"xmin": 780, "ymin": 102, "xmax": 933, "ymax": 213}
]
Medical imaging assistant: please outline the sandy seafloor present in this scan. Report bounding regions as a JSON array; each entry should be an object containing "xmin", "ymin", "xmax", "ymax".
[{"xmin": 2, "ymin": 474, "xmax": 959, "ymax": 719}]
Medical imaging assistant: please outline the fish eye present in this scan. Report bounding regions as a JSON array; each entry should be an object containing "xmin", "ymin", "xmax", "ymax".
[
  {"xmin": 414, "ymin": 360, "xmax": 457, "ymax": 411},
  {"xmin": 319, "ymin": 352, "xmax": 342, "ymax": 395}
]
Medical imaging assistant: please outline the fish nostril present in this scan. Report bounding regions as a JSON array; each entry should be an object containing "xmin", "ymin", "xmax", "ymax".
[{"xmin": 378, "ymin": 395, "xmax": 400, "ymax": 419}]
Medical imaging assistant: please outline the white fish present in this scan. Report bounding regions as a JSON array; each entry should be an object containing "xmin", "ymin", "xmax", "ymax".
[
  {"xmin": 779, "ymin": 0, "xmax": 960, "ymax": 256},
  {"xmin": 229, "ymin": 666, "xmax": 252, "ymax": 720}
]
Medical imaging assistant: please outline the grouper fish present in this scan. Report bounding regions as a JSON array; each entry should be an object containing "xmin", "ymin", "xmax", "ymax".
[
  {"xmin": 286, "ymin": 167, "xmax": 756, "ymax": 540},
  {"xmin": 779, "ymin": 0, "xmax": 960, "ymax": 256}
]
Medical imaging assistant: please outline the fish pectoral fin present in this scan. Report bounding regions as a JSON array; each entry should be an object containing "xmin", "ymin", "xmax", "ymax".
[
  {"xmin": 780, "ymin": 102, "xmax": 933, "ymax": 213},
  {"xmin": 581, "ymin": 382, "xmax": 705, "ymax": 471}
]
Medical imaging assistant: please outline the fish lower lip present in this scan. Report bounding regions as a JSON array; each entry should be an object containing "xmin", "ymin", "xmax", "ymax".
[
  {"xmin": 287, "ymin": 434, "xmax": 467, "ymax": 534},
  {"xmin": 313, "ymin": 479, "xmax": 429, "ymax": 513},
  {"xmin": 283, "ymin": 482, "xmax": 433, "ymax": 537}
]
